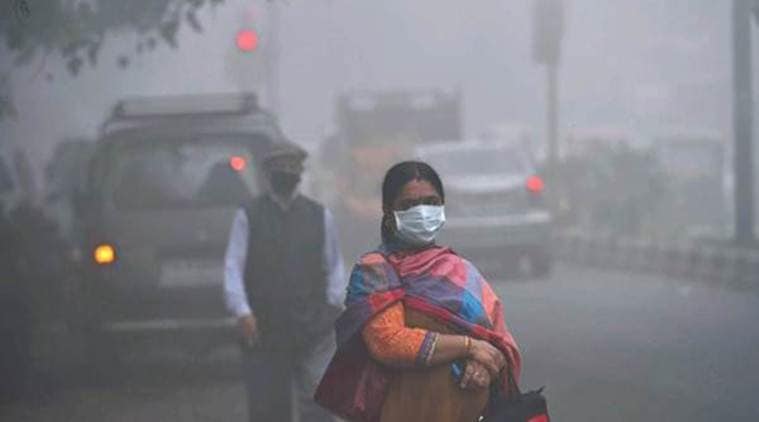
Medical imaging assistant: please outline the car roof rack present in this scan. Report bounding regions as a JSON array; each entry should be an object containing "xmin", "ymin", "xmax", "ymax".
[
  {"xmin": 98, "ymin": 92, "xmax": 280, "ymax": 136},
  {"xmin": 111, "ymin": 92, "xmax": 259, "ymax": 119}
]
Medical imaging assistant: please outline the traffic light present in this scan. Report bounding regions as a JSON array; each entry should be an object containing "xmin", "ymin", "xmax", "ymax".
[{"xmin": 236, "ymin": 29, "xmax": 259, "ymax": 52}]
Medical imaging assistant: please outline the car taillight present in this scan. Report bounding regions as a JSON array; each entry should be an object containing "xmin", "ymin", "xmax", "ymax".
[
  {"xmin": 93, "ymin": 244, "xmax": 116, "ymax": 265},
  {"xmin": 526, "ymin": 175, "xmax": 545, "ymax": 194},
  {"xmin": 229, "ymin": 155, "xmax": 247, "ymax": 172}
]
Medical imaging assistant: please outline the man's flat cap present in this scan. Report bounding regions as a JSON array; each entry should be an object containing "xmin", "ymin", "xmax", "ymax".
[
  {"xmin": 262, "ymin": 140, "xmax": 308, "ymax": 174},
  {"xmin": 263, "ymin": 139, "xmax": 308, "ymax": 163}
]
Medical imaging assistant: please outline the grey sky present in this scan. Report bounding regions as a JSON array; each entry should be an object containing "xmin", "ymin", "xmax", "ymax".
[{"xmin": 1, "ymin": 1, "xmax": 755, "ymax": 172}]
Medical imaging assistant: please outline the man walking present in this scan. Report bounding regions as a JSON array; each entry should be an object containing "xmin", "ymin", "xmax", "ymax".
[{"xmin": 223, "ymin": 140, "xmax": 345, "ymax": 421}]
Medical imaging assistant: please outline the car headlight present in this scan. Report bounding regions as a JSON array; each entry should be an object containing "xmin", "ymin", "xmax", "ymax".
[{"xmin": 93, "ymin": 244, "xmax": 116, "ymax": 265}]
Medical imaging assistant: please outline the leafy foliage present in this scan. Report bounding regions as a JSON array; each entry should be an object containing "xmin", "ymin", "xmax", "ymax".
[
  {"xmin": 554, "ymin": 145, "xmax": 670, "ymax": 237},
  {"xmin": 1, "ymin": 0, "xmax": 228, "ymax": 76}
]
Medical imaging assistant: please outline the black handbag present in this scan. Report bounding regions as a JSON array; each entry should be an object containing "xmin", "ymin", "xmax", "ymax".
[{"xmin": 481, "ymin": 366, "xmax": 549, "ymax": 422}]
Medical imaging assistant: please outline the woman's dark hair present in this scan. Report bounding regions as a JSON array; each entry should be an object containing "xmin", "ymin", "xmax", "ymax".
[{"xmin": 380, "ymin": 161, "xmax": 445, "ymax": 242}]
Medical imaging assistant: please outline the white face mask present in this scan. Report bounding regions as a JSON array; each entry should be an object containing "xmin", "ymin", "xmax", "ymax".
[{"xmin": 393, "ymin": 205, "xmax": 446, "ymax": 246}]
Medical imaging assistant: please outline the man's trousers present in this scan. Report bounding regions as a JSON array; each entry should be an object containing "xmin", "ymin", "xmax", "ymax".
[{"xmin": 241, "ymin": 332, "xmax": 336, "ymax": 422}]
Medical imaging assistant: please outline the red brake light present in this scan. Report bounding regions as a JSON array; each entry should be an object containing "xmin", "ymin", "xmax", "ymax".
[
  {"xmin": 526, "ymin": 175, "xmax": 545, "ymax": 193},
  {"xmin": 229, "ymin": 156, "xmax": 247, "ymax": 172}
]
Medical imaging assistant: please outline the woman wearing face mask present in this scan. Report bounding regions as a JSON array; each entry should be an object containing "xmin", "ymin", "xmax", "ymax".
[{"xmin": 316, "ymin": 161, "xmax": 521, "ymax": 422}]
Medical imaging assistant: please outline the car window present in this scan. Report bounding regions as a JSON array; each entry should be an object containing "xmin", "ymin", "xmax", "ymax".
[
  {"xmin": 423, "ymin": 146, "xmax": 527, "ymax": 177},
  {"xmin": 102, "ymin": 138, "xmax": 259, "ymax": 210}
]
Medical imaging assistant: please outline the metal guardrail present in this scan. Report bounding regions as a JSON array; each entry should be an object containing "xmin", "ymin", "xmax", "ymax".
[{"xmin": 554, "ymin": 231, "xmax": 759, "ymax": 289}]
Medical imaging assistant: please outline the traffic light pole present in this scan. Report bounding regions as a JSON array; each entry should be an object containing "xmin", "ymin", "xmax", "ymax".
[
  {"xmin": 732, "ymin": 0, "xmax": 755, "ymax": 246},
  {"xmin": 266, "ymin": 0, "xmax": 281, "ymax": 114},
  {"xmin": 546, "ymin": 63, "xmax": 559, "ymax": 201}
]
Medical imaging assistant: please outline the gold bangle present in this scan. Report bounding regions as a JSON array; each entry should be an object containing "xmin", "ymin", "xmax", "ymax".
[{"xmin": 464, "ymin": 336, "xmax": 472, "ymax": 356}]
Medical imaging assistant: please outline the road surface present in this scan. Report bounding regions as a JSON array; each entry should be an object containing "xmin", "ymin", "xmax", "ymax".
[{"xmin": 2, "ymin": 264, "xmax": 758, "ymax": 421}]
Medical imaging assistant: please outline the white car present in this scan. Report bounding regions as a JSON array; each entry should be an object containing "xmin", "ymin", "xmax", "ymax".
[{"xmin": 415, "ymin": 140, "xmax": 553, "ymax": 277}]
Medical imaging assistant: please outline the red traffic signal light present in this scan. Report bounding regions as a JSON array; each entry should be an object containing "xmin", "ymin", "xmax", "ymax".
[{"xmin": 236, "ymin": 29, "xmax": 259, "ymax": 52}]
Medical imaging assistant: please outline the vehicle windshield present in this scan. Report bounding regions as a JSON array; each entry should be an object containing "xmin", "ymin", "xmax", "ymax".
[
  {"xmin": 103, "ymin": 138, "xmax": 258, "ymax": 210},
  {"xmin": 422, "ymin": 146, "xmax": 527, "ymax": 177}
]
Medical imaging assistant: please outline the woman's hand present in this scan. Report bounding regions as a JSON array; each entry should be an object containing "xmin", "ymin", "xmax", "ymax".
[
  {"xmin": 467, "ymin": 338, "xmax": 506, "ymax": 377},
  {"xmin": 460, "ymin": 359, "xmax": 492, "ymax": 390}
]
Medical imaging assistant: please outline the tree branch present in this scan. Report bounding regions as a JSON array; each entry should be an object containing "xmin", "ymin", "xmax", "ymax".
[{"xmin": 1, "ymin": 0, "xmax": 228, "ymax": 77}]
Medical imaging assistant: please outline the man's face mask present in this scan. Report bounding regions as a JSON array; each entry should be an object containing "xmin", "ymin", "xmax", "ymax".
[
  {"xmin": 269, "ymin": 171, "xmax": 301, "ymax": 197},
  {"xmin": 393, "ymin": 205, "xmax": 446, "ymax": 246}
]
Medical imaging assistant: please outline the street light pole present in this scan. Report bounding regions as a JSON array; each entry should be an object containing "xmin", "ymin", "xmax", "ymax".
[{"xmin": 732, "ymin": 0, "xmax": 755, "ymax": 246}]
